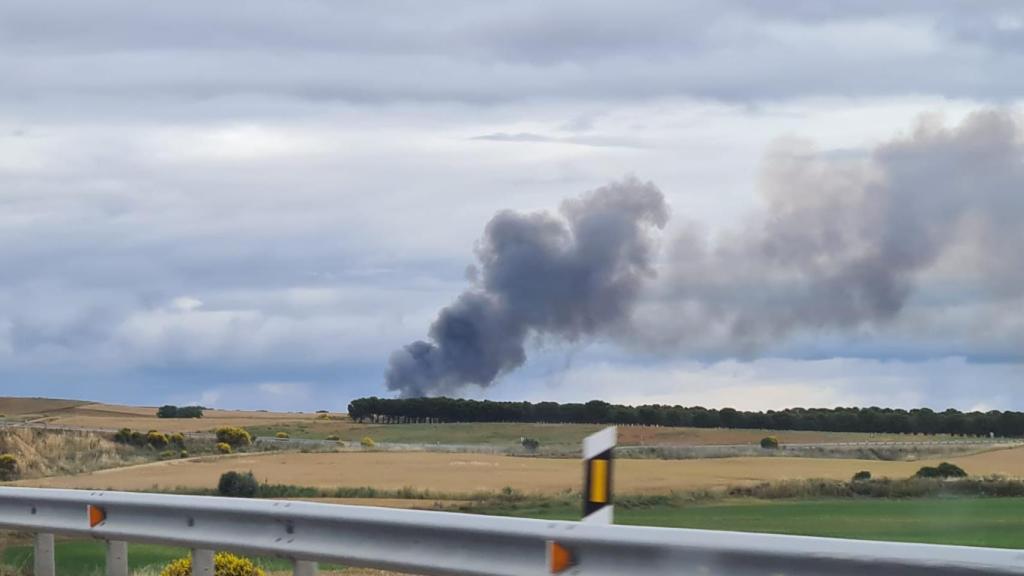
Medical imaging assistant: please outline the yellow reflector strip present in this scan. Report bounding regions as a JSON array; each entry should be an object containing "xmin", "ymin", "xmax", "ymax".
[
  {"xmin": 589, "ymin": 459, "xmax": 608, "ymax": 504},
  {"xmin": 547, "ymin": 540, "xmax": 574, "ymax": 574},
  {"xmin": 87, "ymin": 504, "xmax": 106, "ymax": 528}
]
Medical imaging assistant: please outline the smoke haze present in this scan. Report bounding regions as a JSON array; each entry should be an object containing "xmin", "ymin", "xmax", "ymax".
[{"xmin": 386, "ymin": 110, "xmax": 1024, "ymax": 396}]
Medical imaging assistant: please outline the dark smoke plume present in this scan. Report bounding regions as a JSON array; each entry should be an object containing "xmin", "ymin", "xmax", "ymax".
[
  {"xmin": 386, "ymin": 110, "xmax": 1024, "ymax": 396},
  {"xmin": 385, "ymin": 177, "xmax": 669, "ymax": 396}
]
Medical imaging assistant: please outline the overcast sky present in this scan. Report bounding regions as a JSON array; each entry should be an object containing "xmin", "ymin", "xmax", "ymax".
[{"xmin": 1, "ymin": 1, "xmax": 1022, "ymax": 411}]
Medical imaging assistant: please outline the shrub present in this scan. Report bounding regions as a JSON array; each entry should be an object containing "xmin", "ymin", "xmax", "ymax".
[
  {"xmin": 218, "ymin": 471, "xmax": 259, "ymax": 498},
  {"xmin": 160, "ymin": 551, "xmax": 265, "ymax": 576},
  {"xmin": 760, "ymin": 436, "xmax": 780, "ymax": 449},
  {"xmin": 316, "ymin": 413, "xmax": 331, "ymax": 420},
  {"xmin": 0, "ymin": 454, "xmax": 20, "ymax": 481},
  {"xmin": 147, "ymin": 431, "xmax": 169, "ymax": 449},
  {"xmin": 158, "ymin": 450, "xmax": 177, "ymax": 460},
  {"xmin": 216, "ymin": 427, "xmax": 252, "ymax": 448},
  {"xmin": 915, "ymin": 462, "xmax": 967, "ymax": 479},
  {"xmin": 113, "ymin": 428, "xmax": 133, "ymax": 444},
  {"xmin": 179, "ymin": 450, "xmax": 189, "ymax": 458},
  {"xmin": 325, "ymin": 434, "xmax": 340, "ymax": 441},
  {"xmin": 129, "ymin": 431, "xmax": 147, "ymax": 447},
  {"xmin": 169, "ymin": 432, "xmax": 186, "ymax": 447},
  {"xmin": 216, "ymin": 442, "xmax": 232, "ymax": 454},
  {"xmin": 520, "ymin": 437, "xmax": 540, "ymax": 452},
  {"xmin": 360, "ymin": 436, "xmax": 375, "ymax": 448},
  {"xmin": 852, "ymin": 470, "xmax": 872, "ymax": 482},
  {"xmin": 176, "ymin": 405, "xmax": 204, "ymax": 418},
  {"xmin": 275, "ymin": 432, "xmax": 289, "ymax": 439},
  {"xmin": 937, "ymin": 462, "xmax": 967, "ymax": 478}
]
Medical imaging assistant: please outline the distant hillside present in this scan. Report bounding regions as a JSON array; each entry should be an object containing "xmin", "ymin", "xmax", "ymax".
[{"xmin": 0, "ymin": 397, "xmax": 90, "ymax": 419}]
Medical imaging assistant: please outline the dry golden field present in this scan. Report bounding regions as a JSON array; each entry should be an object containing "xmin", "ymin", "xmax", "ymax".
[
  {"xmin": 0, "ymin": 398, "xmax": 319, "ymax": 433},
  {"xmin": 17, "ymin": 446, "xmax": 1024, "ymax": 494},
  {"xmin": 0, "ymin": 397, "xmax": 88, "ymax": 416}
]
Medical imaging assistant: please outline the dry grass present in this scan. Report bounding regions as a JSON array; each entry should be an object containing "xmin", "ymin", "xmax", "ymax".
[
  {"xmin": 0, "ymin": 397, "xmax": 88, "ymax": 418},
  {"xmin": 16, "ymin": 446, "xmax": 1024, "ymax": 494},
  {"xmin": 19, "ymin": 401, "xmax": 320, "ymax": 433},
  {"xmin": 0, "ymin": 428, "xmax": 157, "ymax": 479}
]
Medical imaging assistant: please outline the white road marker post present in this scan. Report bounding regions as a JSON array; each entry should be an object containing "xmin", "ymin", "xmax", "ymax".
[{"xmin": 582, "ymin": 426, "xmax": 616, "ymax": 524}]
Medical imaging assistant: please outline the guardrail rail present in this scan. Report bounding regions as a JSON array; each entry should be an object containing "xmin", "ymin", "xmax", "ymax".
[{"xmin": 2, "ymin": 487, "xmax": 1024, "ymax": 575}]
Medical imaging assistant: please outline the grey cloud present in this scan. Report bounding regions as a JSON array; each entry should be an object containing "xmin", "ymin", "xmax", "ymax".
[{"xmin": 5, "ymin": 1, "xmax": 1024, "ymax": 115}]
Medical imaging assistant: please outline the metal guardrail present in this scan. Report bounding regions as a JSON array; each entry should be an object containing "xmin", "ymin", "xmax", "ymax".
[{"xmin": 2, "ymin": 488, "xmax": 1024, "ymax": 575}]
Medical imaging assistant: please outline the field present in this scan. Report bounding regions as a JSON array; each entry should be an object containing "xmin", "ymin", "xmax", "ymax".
[
  {"xmin": 0, "ymin": 397, "xmax": 985, "ymax": 448},
  {"xmin": 5, "ymin": 396, "xmax": 1024, "ymax": 575},
  {"xmin": 483, "ymin": 497, "xmax": 1024, "ymax": 549},
  {"xmin": 246, "ymin": 420, "xmax": 960, "ymax": 447},
  {"xmin": 15, "ymin": 446, "xmax": 1024, "ymax": 494}
]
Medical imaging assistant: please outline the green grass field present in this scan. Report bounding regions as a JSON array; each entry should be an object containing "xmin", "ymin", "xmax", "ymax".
[
  {"xmin": 0, "ymin": 540, "xmax": 343, "ymax": 575},
  {"xmin": 246, "ymin": 421, "xmax": 606, "ymax": 446},
  {"xmin": 1, "ymin": 541, "xmax": 189, "ymax": 575},
  {"xmin": 481, "ymin": 497, "xmax": 1024, "ymax": 549}
]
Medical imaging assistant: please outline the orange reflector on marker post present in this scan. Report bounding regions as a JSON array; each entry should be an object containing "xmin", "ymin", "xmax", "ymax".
[
  {"xmin": 547, "ymin": 540, "xmax": 574, "ymax": 574},
  {"xmin": 87, "ymin": 505, "xmax": 106, "ymax": 528}
]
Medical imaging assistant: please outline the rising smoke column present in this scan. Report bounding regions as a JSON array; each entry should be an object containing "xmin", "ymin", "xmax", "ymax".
[{"xmin": 385, "ymin": 177, "xmax": 669, "ymax": 397}]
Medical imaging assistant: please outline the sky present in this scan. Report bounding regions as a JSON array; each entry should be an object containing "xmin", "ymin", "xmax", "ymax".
[{"xmin": 0, "ymin": 1, "xmax": 1022, "ymax": 412}]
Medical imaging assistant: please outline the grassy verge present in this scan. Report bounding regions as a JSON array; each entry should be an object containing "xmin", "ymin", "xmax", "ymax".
[
  {"xmin": 5, "ymin": 497, "xmax": 1024, "ymax": 576},
  {"xmin": 471, "ymin": 497, "xmax": 1024, "ymax": 549},
  {"xmin": 0, "ymin": 540, "xmax": 345, "ymax": 575}
]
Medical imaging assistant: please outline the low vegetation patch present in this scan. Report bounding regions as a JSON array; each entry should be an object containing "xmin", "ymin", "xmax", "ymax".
[
  {"xmin": 218, "ymin": 471, "xmax": 259, "ymax": 498},
  {"xmin": 915, "ymin": 462, "xmax": 968, "ymax": 479},
  {"xmin": 160, "ymin": 552, "xmax": 263, "ymax": 576},
  {"xmin": 215, "ymin": 427, "xmax": 252, "ymax": 448},
  {"xmin": 760, "ymin": 436, "xmax": 780, "ymax": 449},
  {"xmin": 0, "ymin": 454, "xmax": 19, "ymax": 481}
]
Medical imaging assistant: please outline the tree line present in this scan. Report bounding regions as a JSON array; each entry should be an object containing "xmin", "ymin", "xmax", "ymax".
[
  {"xmin": 347, "ymin": 397, "xmax": 1024, "ymax": 437},
  {"xmin": 156, "ymin": 405, "xmax": 204, "ymax": 418}
]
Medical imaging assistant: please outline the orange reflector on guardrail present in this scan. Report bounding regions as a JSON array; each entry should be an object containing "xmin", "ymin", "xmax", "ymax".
[
  {"xmin": 547, "ymin": 540, "xmax": 574, "ymax": 574},
  {"xmin": 87, "ymin": 504, "xmax": 106, "ymax": 527}
]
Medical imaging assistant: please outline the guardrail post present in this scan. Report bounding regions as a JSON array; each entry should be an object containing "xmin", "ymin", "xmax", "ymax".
[
  {"xmin": 191, "ymin": 549, "xmax": 215, "ymax": 576},
  {"xmin": 293, "ymin": 559, "xmax": 318, "ymax": 576},
  {"xmin": 106, "ymin": 540, "xmax": 128, "ymax": 576},
  {"xmin": 33, "ymin": 533, "xmax": 55, "ymax": 576}
]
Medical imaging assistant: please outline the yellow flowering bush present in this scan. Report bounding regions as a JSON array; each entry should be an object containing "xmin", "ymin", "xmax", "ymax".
[{"xmin": 160, "ymin": 552, "xmax": 265, "ymax": 576}]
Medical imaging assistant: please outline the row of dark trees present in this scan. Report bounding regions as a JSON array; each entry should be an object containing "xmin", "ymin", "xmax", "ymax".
[
  {"xmin": 156, "ymin": 405, "xmax": 204, "ymax": 418},
  {"xmin": 347, "ymin": 397, "xmax": 1024, "ymax": 437}
]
